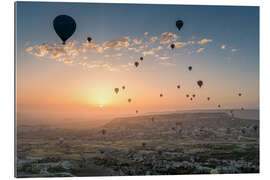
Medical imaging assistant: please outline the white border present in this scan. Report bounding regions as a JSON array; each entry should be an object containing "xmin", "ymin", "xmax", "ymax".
[{"xmin": 1, "ymin": 0, "xmax": 269, "ymax": 179}]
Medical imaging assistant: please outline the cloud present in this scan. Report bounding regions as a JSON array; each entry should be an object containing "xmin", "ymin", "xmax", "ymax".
[
  {"xmin": 150, "ymin": 36, "xmax": 158, "ymax": 42},
  {"xmin": 196, "ymin": 48, "xmax": 205, "ymax": 53},
  {"xmin": 167, "ymin": 40, "xmax": 195, "ymax": 49},
  {"xmin": 26, "ymin": 42, "xmax": 77, "ymax": 58},
  {"xmin": 57, "ymin": 57, "xmax": 73, "ymax": 64},
  {"xmin": 232, "ymin": 48, "xmax": 239, "ymax": 52},
  {"xmin": 159, "ymin": 61, "xmax": 176, "ymax": 67},
  {"xmin": 156, "ymin": 46, "xmax": 163, "ymax": 51},
  {"xmin": 103, "ymin": 36, "xmax": 130, "ymax": 50},
  {"xmin": 143, "ymin": 48, "xmax": 155, "ymax": 56},
  {"xmin": 144, "ymin": 32, "xmax": 148, "ymax": 38},
  {"xmin": 221, "ymin": 44, "xmax": 226, "ymax": 49},
  {"xmin": 81, "ymin": 40, "xmax": 103, "ymax": 53},
  {"xmin": 133, "ymin": 39, "xmax": 142, "ymax": 45},
  {"xmin": 197, "ymin": 38, "xmax": 213, "ymax": 44},
  {"xmin": 159, "ymin": 56, "xmax": 170, "ymax": 61},
  {"xmin": 160, "ymin": 32, "xmax": 178, "ymax": 44}
]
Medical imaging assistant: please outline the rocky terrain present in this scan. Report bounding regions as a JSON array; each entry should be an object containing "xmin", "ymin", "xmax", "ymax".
[{"xmin": 16, "ymin": 112, "xmax": 259, "ymax": 177}]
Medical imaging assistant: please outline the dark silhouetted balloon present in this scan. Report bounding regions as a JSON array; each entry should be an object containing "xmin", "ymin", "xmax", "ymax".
[
  {"xmin": 142, "ymin": 141, "xmax": 146, "ymax": 147},
  {"xmin": 128, "ymin": 98, "xmax": 132, "ymax": 103},
  {"xmin": 207, "ymin": 97, "xmax": 210, "ymax": 101},
  {"xmin": 53, "ymin": 15, "xmax": 76, "ymax": 45},
  {"xmin": 197, "ymin": 80, "xmax": 203, "ymax": 88},
  {"xmin": 122, "ymin": 86, "xmax": 125, "ymax": 90},
  {"xmin": 134, "ymin": 61, "xmax": 139, "ymax": 67},
  {"xmin": 87, "ymin": 37, "xmax": 92, "ymax": 43},
  {"xmin": 101, "ymin": 129, "xmax": 106, "ymax": 135},
  {"xmin": 188, "ymin": 66, "xmax": 192, "ymax": 71},
  {"xmin": 186, "ymin": 94, "xmax": 189, "ymax": 98},
  {"xmin": 114, "ymin": 88, "xmax": 119, "ymax": 94},
  {"xmin": 99, "ymin": 146, "xmax": 105, "ymax": 154},
  {"xmin": 160, "ymin": 94, "xmax": 163, "ymax": 98},
  {"xmin": 176, "ymin": 20, "xmax": 184, "ymax": 31},
  {"xmin": 136, "ymin": 110, "xmax": 138, "ymax": 114},
  {"xmin": 190, "ymin": 98, "xmax": 193, "ymax": 101},
  {"xmin": 240, "ymin": 128, "xmax": 246, "ymax": 134},
  {"xmin": 151, "ymin": 117, "xmax": 155, "ymax": 122},
  {"xmin": 170, "ymin": 43, "xmax": 175, "ymax": 50},
  {"xmin": 177, "ymin": 85, "xmax": 180, "ymax": 89},
  {"xmin": 252, "ymin": 124, "xmax": 258, "ymax": 131},
  {"xmin": 238, "ymin": 93, "xmax": 242, "ymax": 96},
  {"xmin": 192, "ymin": 94, "xmax": 196, "ymax": 98},
  {"xmin": 218, "ymin": 104, "xmax": 221, "ymax": 108},
  {"xmin": 140, "ymin": 57, "xmax": 143, "ymax": 61},
  {"xmin": 241, "ymin": 107, "xmax": 244, "ymax": 111}
]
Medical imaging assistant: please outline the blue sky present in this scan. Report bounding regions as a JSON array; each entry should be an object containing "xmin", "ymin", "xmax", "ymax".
[{"xmin": 16, "ymin": 2, "xmax": 259, "ymax": 118}]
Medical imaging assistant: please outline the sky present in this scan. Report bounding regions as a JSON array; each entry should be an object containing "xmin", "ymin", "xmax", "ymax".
[{"xmin": 16, "ymin": 2, "xmax": 259, "ymax": 120}]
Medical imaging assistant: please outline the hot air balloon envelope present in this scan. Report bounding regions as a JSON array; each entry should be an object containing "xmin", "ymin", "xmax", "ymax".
[
  {"xmin": 176, "ymin": 20, "xmax": 184, "ymax": 31},
  {"xmin": 53, "ymin": 15, "xmax": 76, "ymax": 45}
]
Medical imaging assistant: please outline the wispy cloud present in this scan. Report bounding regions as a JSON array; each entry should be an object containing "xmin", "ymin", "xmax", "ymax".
[
  {"xmin": 103, "ymin": 36, "xmax": 130, "ymax": 50},
  {"xmin": 231, "ymin": 48, "xmax": 239, "ymax": 52},
  {"xmin": 167, "ymin": 40, "xmax": 195, "ymax": 49},
  {"xmin": 143, "ymin": 48, "xmax": 155, "ymax": 56},
  {"xmin": 159, "ymin": 61, "xmax": 176, "ymax": 67},
  {"xmin": 144, "ymin": 32, "xmax": 149, "ymax": 38},
  {"xmin": 159, "ymin": 56, "xmax": 170, "ymax": 61},
  {"xmin": 160, "ymin": 32, "xmax": 178, "ymax": 44},
  {"xmin": 197, "ymin": 38, "xmax": 213, "ymax": 45},
  {"xmin": 221, "ymin": 44, "xmax": 226, "ymax": 49},
  {"xmin": 196, "ymin": 47, "xmax": 205, "ymax": 53},
  {"xmin": 150, "ymin": 36, "xmax": 158, "ymax": 42},
  {"xmin": 133, "ymin": 38, "xmax": 142, "ymax": 45}
]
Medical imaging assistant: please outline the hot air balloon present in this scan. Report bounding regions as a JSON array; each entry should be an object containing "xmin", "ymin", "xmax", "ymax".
[
  {"xmin": 188, "ymin": 66, "xmax": 192, "ymax": 71},
  {"xmin": 186, "ymin": 94, "xmax": 189, "ymax": 98},
  {"xmin": 140, "ymin": 57, "xmax": 143, "ymax": 61},
  {"xmin": 207, "ymin": 97, "xmax": 210, "ymax": 101},
  {"xmin": 114, "ymin": 88, "xmax": 119, "ymax": 94},
  {"xmin": 177, "ymin": 85, "xmax": 180, "ymax": 89},
  {"xmin": 156, "ymin": 146, "xmax": 164, "ymax": 155},
  {"xmin": 170, "ymin": 43, "xmax": 175, "ymax": 50},
  {"xmin": 101, "ymin": 129, "xmax": 106, "ymax": 135},
  {"xmin": 252, "ymin": 124, "xmax": 258, "ymax": 131},
  {"xmin": 134, "ymin": 61, "xmax": 139, "ymax": 67},
  {"xmin": 238, "ymin": 93, "xmax": 242, "ymax": 97},
  {"xmin": 176, "ymin": 20, "xmax": 184, "ymax": 31},
  {"xmin": 190, "ymin": 98, "xmax": 193, "ymax": 101},
  {"xmin": 197, "ymin": 80, "xmax": 203, "ymax": 88},
  {"xmin": 53, "ymin": 15, "xmax": 76, "ymax": 45},
  {"xmin": 241, "ymin": 107, "xmax": 244, "ymax": 111},
  {"xmin": 192, "ymin": 94, "xmax": 196, "ymax": 98},
  {"xmin": 218, "ymin": 104, "xmax": 221, "ymax": 108},
  {"xmin": 122, "ymin": 86, "xmax": 125, "ymax": 90},
  {"xmin": 151, "ymin": 117, "xmax": 155, "ymax": 122},
  {"xmin": 142, "ymin": 141, "xmax": 147, "ymax": 147},
  {"xmin": 136, "ymin": 110, "xmax": 138, "ymax": 114},
  {"xmin": 99, "ymin": 146, "xmax": 105, "ymax": 154},
  {"xmin": 87, "ymin": 37, "xmax": 92, "ymax": 43},
  {"xmin": 128, "ymin": 98, "xmax": 132, "ymax": 103},
  {"xmin": 160, "ymin": 93, "xmax": 163, "ymax": 98},
  {"xmin": 240, "ymin": 127, "xmax": 246, "ymax": 134}
]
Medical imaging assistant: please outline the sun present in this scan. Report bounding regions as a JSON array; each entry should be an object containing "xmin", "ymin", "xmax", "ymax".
[{"xmin": 99, "ymin": 104, "xmax": 104, "ymax": 108}]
